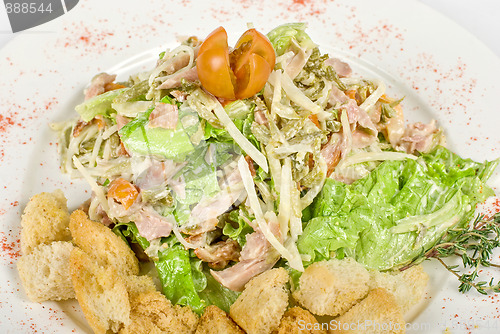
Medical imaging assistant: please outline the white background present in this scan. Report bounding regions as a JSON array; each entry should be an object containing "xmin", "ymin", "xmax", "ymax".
[{"xmin": 0, "ymin": 0, "xmax": 499, "ymax": 56}]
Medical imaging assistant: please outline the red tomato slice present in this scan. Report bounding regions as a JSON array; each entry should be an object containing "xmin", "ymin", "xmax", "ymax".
[
  {"xmin": 197, "ymin": 27, "xmax": 236, "ymax": 100},
  {"xmin": 234, "ymin": 53, "xmax": 272, "ymax": 99},
  {"xmin": 233, "ymin": 28, "xmax": 276, "ymax": 75},
  {"xmin": 197, "ymin": 26, "xmax": 276, "ymax": 101}
]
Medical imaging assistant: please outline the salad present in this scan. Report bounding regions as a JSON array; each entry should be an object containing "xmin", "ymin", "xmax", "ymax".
[{"xmin": 55, "ymin": 23, "xmax": 499, "ymax": 314}]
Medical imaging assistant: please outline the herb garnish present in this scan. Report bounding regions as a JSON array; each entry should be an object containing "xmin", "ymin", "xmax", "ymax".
[{"xmin": 408, "ymin": 212, "xmax": 500, "ymax": 294}]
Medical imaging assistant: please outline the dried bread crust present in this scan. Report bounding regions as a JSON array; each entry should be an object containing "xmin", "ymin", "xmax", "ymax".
[
  {"xmin": 230, "ymin": 267, "xmax": 289, "ymax": 334},
  {"xmin": 17, "ymin": 241, "xmax": 75, "ymax": 302},
  {"xmin": 69, "ymin": 247, "xmax": 131, "ymax": 334},
  {"xmin": 69, "ymin": 210, "xmax": 139, "ymax": 276},
  {"xmin": 20, "ymin": 189, "xmax": 71, "ymax": 255}
]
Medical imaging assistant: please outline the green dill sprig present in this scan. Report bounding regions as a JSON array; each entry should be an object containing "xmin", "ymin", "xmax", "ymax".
[{"xmin": 424, "ymin": 212, "xmax": 500, "ymax": 294}]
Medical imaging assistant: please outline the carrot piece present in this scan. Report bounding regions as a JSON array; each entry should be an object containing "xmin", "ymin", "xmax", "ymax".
[
  {"xmin": 308, "ymin": 114, "xmax": 320, "ymax": 128},
  {"xmin": 346, "ymin": 89, "xmax": 357, "ymax": 100},
  {"xmin": 107, "ymin": 178, "xmax": 138, "ymax": 209},
  {"xmin": 104, "ymin": 82, "xmax": 126, "ymax": 92}
]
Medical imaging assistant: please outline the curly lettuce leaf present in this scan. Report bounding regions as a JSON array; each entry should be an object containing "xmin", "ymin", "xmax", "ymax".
[
  {"xmin": 222, "ymin": 209, "xmax": 255, "ymax": 247},
  {"xmin": 156, "ymin": 243, "xmax": 206, "ymax": 314},
  {"xmin": 112, "ymin": 221, "xmax": 150, "ymax": 250},
  {"xmin": 267, "ymin": 23, "xmax": 316, "ymax": 56},
  {"xmin": 298, "ymin": 147, "xmax": 498, "ymax": 270},
  {"xmin": 154, "ymin": 237, "xmax": 239, "ymax": 314}
]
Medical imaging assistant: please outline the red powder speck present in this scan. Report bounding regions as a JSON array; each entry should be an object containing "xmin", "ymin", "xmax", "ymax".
[
  {"xmin": 0, "ymin": 232, "xmax": 21, "ymax": 260},
  {"xmin": 0, "ymin": 114, "xmax": 16, "ymax": 133}
]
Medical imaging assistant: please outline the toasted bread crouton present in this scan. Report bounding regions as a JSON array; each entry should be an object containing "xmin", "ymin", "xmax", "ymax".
[
  {"xmin": 17, "ymin": 241, "xmax": 75, "ymax": 302},
  {"xmin": 292, "ymin": 258, "xmax": 369, "ymax": 317},
  {"xmin": 195, "ymin": 305, "xmax": 245, "ymax": 334},
  {"xmin": 123, "ymin": 275, "xmax": 157, "ymax": 299},
  {"xmin": 119, "ymin": 290, "xmax": 198, "ymax": 334},
  {"xmin": 70, "ymin": 248, "xmax": 131, "ymax": 334},
  {"xmin": 329, "ymin": 288, "xmax": 405, "ymax": 334},
  {"xmin": 230, "ymin": 268, "xmax": 289, "ymax": 334},
  {"xmin": 369, "ymin": 265, "xmax": 429, "ymax": 314},
  {"xmin": 274, "ymin": 307, "xmax": 326, "ymax": 334},
  {"xmin": 368, "ymin": 265, "xmax": 428, "ymax": 313},
  {"xmin": 20, "ymin": 190, "xmax": 71, "ymax": 255},
  {"xmin": 69, "ymin": 210, "xmax": 139, "ymax": 276}
]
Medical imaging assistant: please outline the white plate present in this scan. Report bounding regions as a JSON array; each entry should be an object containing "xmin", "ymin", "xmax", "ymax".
[{"xmin": 0, "ymin": 0, "xmax": 499, "ymax": 333}]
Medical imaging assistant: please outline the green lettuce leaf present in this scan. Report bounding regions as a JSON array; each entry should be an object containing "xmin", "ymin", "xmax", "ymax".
[
  {"xmin": 267, "ymin": 23, "xmax": 316, "ymax": 56},
  {"xmin": 112, "ymin": 221, "xmax": 150, "ymax": 250},
  {"xmin": 75, "ymin": 88, "xmax": 126, "ymax": 122},
  {"xmin": 112, "ymin": 223, "xmax": 240, "ymax": 314},
  {"xmin": 173, "ymin": 143, "xmax": 219, "ymax": 208},
  {"xmin": 204, "ymin": 108, "xmax": 259, "ymax": 151},
  {"xmin": 298, "ymin": 147, "xmax": 498, "ymax": 270},
  {"xmin": 119, "ymin": 98, "xmax": 195, "ymax": 161},
  {"xmin": 156, "ymin": 243, "xmax": 206, "ymax": 314},
  {"xmin": 198, "ymin": 269, "xmax": 240, "ymax": 313},
  {"xmin": 222, "ymin": 209, "xmax": 255, "ymax": 247},
  {"xmin": 155, "ymin": 237, "xmax": 239, "ymax": 314}
]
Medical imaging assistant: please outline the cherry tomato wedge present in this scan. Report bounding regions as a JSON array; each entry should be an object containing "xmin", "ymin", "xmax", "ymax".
[
  {"xmin": 197, "ymin": 27, "xmax": 236, "ymax": 100},
  {"xmin": 196, "ymin": 27, "xmax": 276, "ymax": 100},
  {"xmin": 107, "ymin": 178, "xmax": 139, "ymax": 210}
]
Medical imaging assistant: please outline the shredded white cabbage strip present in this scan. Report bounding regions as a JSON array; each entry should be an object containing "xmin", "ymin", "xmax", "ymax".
[
  {"xmin": 238, "ymin": 156, "xmax": 265, "ymax": 221},
  {"xmin": 359, "ymin": 79, "xmax": 385, "ymax": 112},
  {"xmin": 266, "ymin": 145, "xmax": 282, "ymax": 191},
  {"xmin": 102, "ymin": 125, "xmax": 118, "ymax": 140},
  {"xmin": 102, "ymin": 139, "xmax": 112, "ymax": 160},
  {"xmin": 340, "ymin": 109, "xmax": 352, "ymax": 158},
  {"xmin": 273, "ymin": 144, "xmax": 313, "ymax": 156},
  {"xmin": 275, "ymin": 51, "xmax": 295, "ymax": 70},
  {"xmin": 88, "ymin": 197, "xmax": 100, "ymax": 221},
  {"xmin": 265, "ymin": 212, "xmax": 304, "ymax": 272},
  {"xmin": 213, "ymin": 100, "xmax": 269, "ymax": 173},
  {"xmin": 172, "ymin": 225, "xmax": 198, "ymax": 249},
  {"xmin": 270, "ymin": 70, "xmax": 282, "ymax": 115},
  {"xmin": 280, "ymin": 71, "xmax": 322, "ymax": 114},
  {"xmin": 290, "ymin": 184, "xmax": 303, "ymax": 240},
  {"xmin": 269, "ymin": 70, "xmax": 300, "ymax": 119},
  {"xmin": 89, "ymin": 130, "xmax": 104, "ymax": 168},
  {"xmin": 337, "ymin": 151, "xmax": 418, "ymax": 169},
  {"xmin": 278, "ymin": 158, "xmax": 292, "ymax": 238},
  {"xmin": 300, "ymin": 155, "xmax": 327, "ymax": 210},
  {"xmin": 148, "ymin": 45, "xmax": 194, "ymax": 86},
  {"xmin": 284, "ymin": 237, "xmax": 303, "ymax": 270},
  {"xmin": 237, "ymin": 157, "xmax": 303, "ymax": 271},
  {"xmin": 255, "ymin": 180, "xmax": 274, "ymax": 212},
  {"xmin": 72, "ymin": 156, "xmax": 110, "ymax": 212}
]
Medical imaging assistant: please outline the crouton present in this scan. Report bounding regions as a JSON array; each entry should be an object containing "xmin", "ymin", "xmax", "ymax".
[
  {"xmin": 329, "ymin": 288, "xmax": 405, "ymax": 334},
  {"xmin": 20, "ymin": 189, "xmax": 71, "ymax": 255},
  {"xmin": 230, "ymin": 268, "xmax": 289, "ymax": 334},
  {"xmin": 195, "ymin": 305, "xmax": 245, "ymax": 334},
  {"xmin": 292, "ymin": 258, "xmax": 369, "ymax": 317},
  {"xmin": 17, "ymin": 241, "xmax": 75, "ymax": 302},
  {"xmin": 123, "ymin": 274, "xmax": 157, "ymax": 299},
  {"xmin": 69, "ymin": 210, "xmax": 139, "ymax": 276},
  {"xmin": 70, "ymin": 247, "xmax": 131, "ymax": 334},
  {"xmin": 119, "ymin": 290, "xmax": 198, "ymax": 334},
  {"xmin": 368, "ymin": 265, "xmax": 429, "ymax": 313},
  {"xmin": 273, "ymin": 307, "xmax": 326, "ymax": 334}
]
